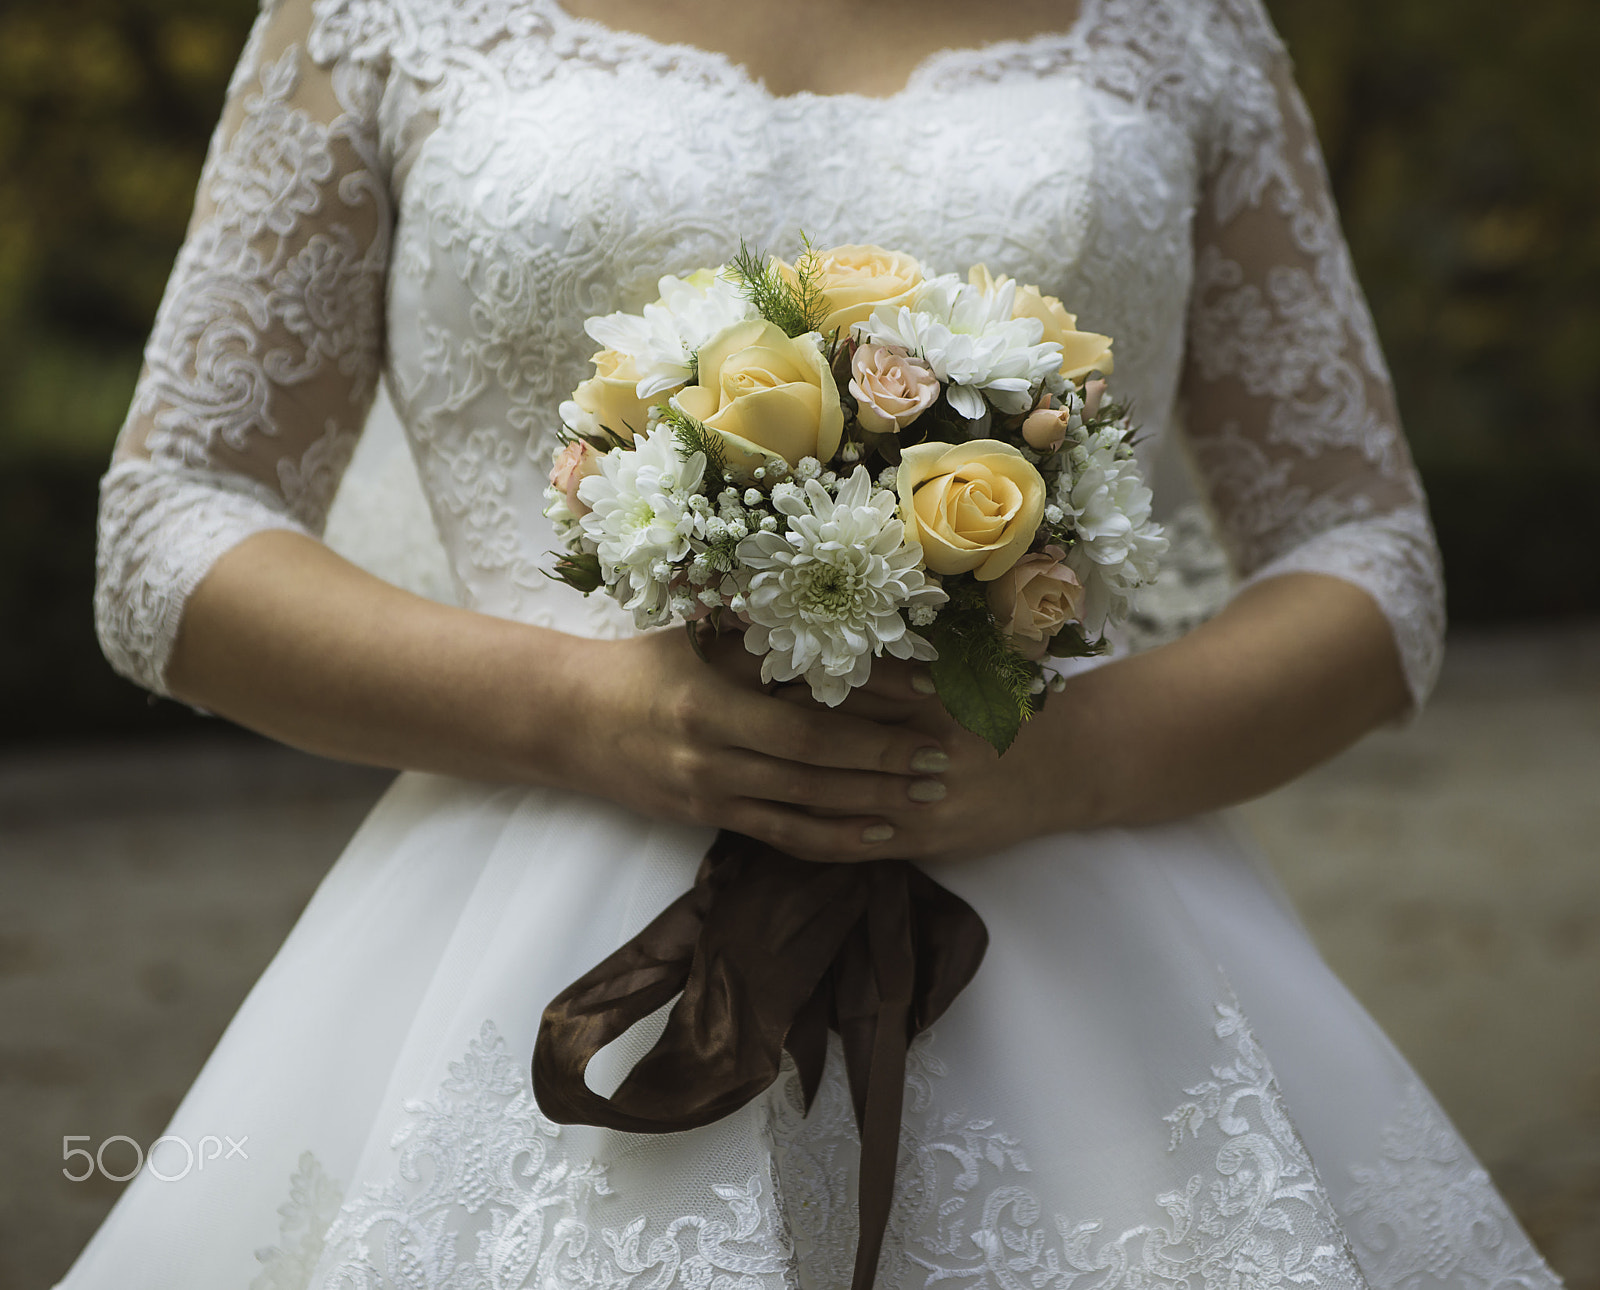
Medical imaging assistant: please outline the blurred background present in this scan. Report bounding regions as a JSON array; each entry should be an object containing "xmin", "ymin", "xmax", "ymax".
[{"xmin": 0, "ymin": 0, "xmax": 1597, "ymax": 1285}]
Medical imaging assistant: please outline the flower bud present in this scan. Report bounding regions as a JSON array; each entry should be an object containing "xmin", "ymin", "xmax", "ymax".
[{"xmin": 1022, "ymin": 403, "xmax": 1072, "ymax": 452}]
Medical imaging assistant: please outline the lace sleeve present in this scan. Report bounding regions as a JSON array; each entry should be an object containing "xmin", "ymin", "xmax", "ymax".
[
  {"xmin": 93, "ymin": 0, "xmax": 390, "ymax": 696},
  {"xmin": 1179, "ymin": 1, "xmax": 1445, "ymax": 709}
]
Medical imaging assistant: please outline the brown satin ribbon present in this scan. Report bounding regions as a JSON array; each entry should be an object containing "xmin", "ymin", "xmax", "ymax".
[{"xmin": 533, "ymin": 830, "xmax": 988, "ymax": 1290}]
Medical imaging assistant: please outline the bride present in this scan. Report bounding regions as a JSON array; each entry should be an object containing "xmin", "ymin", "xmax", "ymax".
[{"xmin": 77, "ymin": 0, "xmax": 1559, "ymax": 1285}]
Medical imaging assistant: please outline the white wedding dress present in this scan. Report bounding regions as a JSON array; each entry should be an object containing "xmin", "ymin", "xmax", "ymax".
[{"xmin": 76, "ymin": 0, "xmax": 1561, "ymax": 1286}]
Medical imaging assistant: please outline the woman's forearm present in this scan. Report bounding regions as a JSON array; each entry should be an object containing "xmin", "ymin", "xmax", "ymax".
[
  {"xmin": 1046, "ymin": 572, "xmax": 1412, "ymax": 831},
  {"xmin": 166, "ymin": 529, "xmax": 598, "ymax": 787},
  {"xmin": 164, "ymin": 529, "xmax": 947, "ymax": 864}
]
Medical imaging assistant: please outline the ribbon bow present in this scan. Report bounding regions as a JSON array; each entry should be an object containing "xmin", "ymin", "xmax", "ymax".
[{"xmin": 533, "ymin": 830, "xmax": 988, "ymax": 1290}]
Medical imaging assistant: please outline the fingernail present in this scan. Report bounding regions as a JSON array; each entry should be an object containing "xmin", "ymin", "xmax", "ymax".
[
  {"xmin": 910, "ymin": 747, "xmax": 950, "ymax": 774},
  {"xmin": 910, "ymin": 672, "xmax": 937, "ymax": 695},
  {"xmin": 907, "ymin": 779, "xmax": 946, "ymax": 803},
  {"xmin": 861, "ymin": 823, "xmax": 895, "ymax": 844}
]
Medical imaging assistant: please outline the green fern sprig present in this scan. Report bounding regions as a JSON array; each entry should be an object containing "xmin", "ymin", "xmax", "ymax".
[
  {"xmin": 726, "ymin": 238, "xmax": 832, "ymax": 339},
  {"xmin": 789, "ymin": 234, "xmax": 834, "ymax": 337},
  {"xmin": 659, "ymin": 402, "xmax": 728, "ymax": 497}
]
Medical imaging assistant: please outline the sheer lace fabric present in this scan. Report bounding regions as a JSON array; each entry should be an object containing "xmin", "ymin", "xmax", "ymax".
[
  {"xmin": 96, "ymin": 0, "xmax": 1443, "ymax": 702},
  {"xmin": 95, "ymin": 0, "xmax": 390, "ymax": 690}
]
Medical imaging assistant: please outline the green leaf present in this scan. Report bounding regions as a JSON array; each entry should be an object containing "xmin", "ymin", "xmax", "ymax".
[
  {"xmin": 1045, "ymin": 623, "xmax": 1109, "ymax": 659},
  {"xmin": 929, "ymin": 621, "xmax": 1027, "ymax": 753},
  {"xmin": 574, "ymin": 427, "xmax": 629, "ymax": 454},
  {"xmin": 924, "ymin": 577, "xmax": 1042, "ymax": 755}
]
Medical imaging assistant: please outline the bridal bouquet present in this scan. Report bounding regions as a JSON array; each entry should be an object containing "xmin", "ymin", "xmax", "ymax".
[{"xmin": 544, "ymin": 242, "xmax": 1166, "ymax": 751}]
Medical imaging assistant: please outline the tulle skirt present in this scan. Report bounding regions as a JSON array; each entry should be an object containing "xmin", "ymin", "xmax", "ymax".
[{"xmin": 55, "ymin": 770, "xmax": 1558, "ymax": 1290}]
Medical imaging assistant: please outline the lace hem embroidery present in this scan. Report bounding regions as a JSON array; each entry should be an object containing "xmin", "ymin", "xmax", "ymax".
[
  {"xmin": 250, "ymin": 1009, "xmax": 1560, "ymax": 1290},
  {"xmin": 259, "ymin": 1021, "xmax": 794, "ymax": 1290},
  {"xmin": 1342, "ymin": 1083, "xmax": 1561, "ymax": 1290},
  {"xmin": 767, "ymin": 1003, "xmax": 1370, "ymax": 1290}
]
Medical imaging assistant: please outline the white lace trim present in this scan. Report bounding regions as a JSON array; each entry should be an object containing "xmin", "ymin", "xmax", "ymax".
[
  {"xmin": 1239, "ymin": 509, "xmax": 1447, "ymax": 708},
  {"xmin": 769, "ymin": 1002, "xmax": 1369, "ymax": 1290},
  {"xmin": 1341, "ymin": 1084, "xmax": 1561, "ymax": 1290},
  {"xmin": 250, "ymin": 1006, "xmax": 1562, "ymax": 1290},
  {"xmin": 94, "ymin": 460, "xmax": 313, "ymax": 695},
  {"xmin": 253, "ymin": 1152, "xmax": 346, "ymax": 1290},
  {"xmin": 254, "ymin": 1021, "xmax": 793, "ymax": 1290}
]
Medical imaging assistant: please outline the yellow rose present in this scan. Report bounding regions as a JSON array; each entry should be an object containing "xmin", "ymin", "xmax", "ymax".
[
  {"xmin": 674, "ymin": 319, "xmax": 844, "ymax": 473},
  {"xmin": 968, "ymin": 266, "xmax": 1115, "ymax": 383},
  {"xmin": 783, "ymin": 244, "xmax": 925, "ymax": 337},
  {"xmin": 896, "ymin": 439, "xmax": 1047, "ymax": 581},
  {"xmin": 573, "ymin": 349, "xmax": 677, "ymax": 441}
]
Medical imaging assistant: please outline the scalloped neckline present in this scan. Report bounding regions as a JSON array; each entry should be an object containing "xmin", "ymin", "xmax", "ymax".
[{"xmin": 535, "ymin": 0, "xmax": 1096, "ymax": 104}]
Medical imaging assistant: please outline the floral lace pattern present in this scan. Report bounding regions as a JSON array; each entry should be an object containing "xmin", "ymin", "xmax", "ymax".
[
  {"xmin": 249, "ymin": 1003, "xmax": 1564, "ymax": 1290},
  {"xmin": 94, "ymin": 1, "xmax": 389, "ymax": 695},
  {"xmin": 1176, "ymin": 33, "xmax": 1445, "ymax": 702},
  {"xmin": 1341, "ymin": 1085, "xmax": 1561, "ymax": 1290},
  {"xmin": 768, "ymin": 1004, "xmax": 1369, "ymax": 1290},
  {"xmin": 95, "ymin": 0, "xmax": 1446, "ymax": 707},
  {"xmin": 94, "ymin": 460, "xmax": 327, "ymax": 689},
  {"xmin": 253, "ymin": 1022, "xmax": 794, "ymax": 1290},
  {"xmin": 253, "ymin": 1153, "xmax": 346, "ymax": 1290},
  {"xmin": 1123, "ymin": 500, "xmax": 1236, "ymax": 651},
  {"xmin": 251, "ymin": 1006, "xmax": 1433, "ymax": 1290}
]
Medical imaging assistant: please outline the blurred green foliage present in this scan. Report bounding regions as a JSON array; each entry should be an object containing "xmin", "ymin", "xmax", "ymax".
[
  {"xmin": 1273, "ymin": 0, "xmax": 1600, "ymax": 622},
  {"xmin": 0, "ymin": 0, "xmax": 257, "ymax": 460},
  {"xmin": 1, "ymin": 0, "xmax": 1597, "ymax": 742},
  {"xmin": 0, "ymin": 0, "xmax": 258, "ymax": 743}
]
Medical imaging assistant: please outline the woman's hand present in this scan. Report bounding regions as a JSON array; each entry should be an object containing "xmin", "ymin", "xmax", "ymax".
[
  {"xmin": 169, "ymin": 531, "xmax": 958, "ymax": 863},
  {"xmin": 572, "ymin": 627, "xmax": 954, "ymax": 864},
  {"xmin": 774, "ymin": 659, "xmax": 1085, "ymax": 864},
  {"xmin": 762, "ymin": 571, "xmax": 1413, "ymax": 865}
]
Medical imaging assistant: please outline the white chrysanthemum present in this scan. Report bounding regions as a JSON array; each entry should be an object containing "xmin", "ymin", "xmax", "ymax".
[
  {"xmin": 577, "ymin": 423, "xmax": 705, "ymax": 627},
  {"xmin": 1057, "ymin": 430, "xmax": 1168, "ymax": 632},
  {"xmin": 737, "ymin": 466, "xmax": 946, "ymax": 706},
  {"xmin": 584, "ymin": 269, "xmax": 757, "ymax": 398},
  {"xmin": 854, "ymin": 273, "xmax": 1062, "ymax": 419}
]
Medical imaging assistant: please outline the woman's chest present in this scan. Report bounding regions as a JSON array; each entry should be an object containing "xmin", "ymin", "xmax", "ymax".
[
  {"xmin": 377, "ymin": 54, "xmax": 1206, "ymax": 626},
  {"xmin": 390, "ymin": 65, "xmax": 1200, "ymax": 324}
]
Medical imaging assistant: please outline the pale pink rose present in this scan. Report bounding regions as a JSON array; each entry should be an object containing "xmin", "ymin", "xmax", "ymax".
[
  {"xmin": 1022, "ymin": 394, "xmax": 1071, "ymax": 452},
  {"xmin": 849, "ymin": 343, "xmax": 940, "ymax": 435},
  {"xmin": 1082, "ymin": 376, "xmax": 1108, "ymax": 420},
  {"xmin": 550, "ymin": 440, "xmax": 602, "ymax": 518},
  {"xmin": 985, "ymin": 545, "xmax": 1085, "ymax": 658}
]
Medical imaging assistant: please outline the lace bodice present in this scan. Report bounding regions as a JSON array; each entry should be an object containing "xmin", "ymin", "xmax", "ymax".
[{"xmin": 93, "ymin": 0, "xmax": 1445, "ymax": 707}]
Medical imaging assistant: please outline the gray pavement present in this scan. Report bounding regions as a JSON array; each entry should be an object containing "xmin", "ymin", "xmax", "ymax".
[{"xmin": 2, "ymin": 623, "xmax": 1597, "ymax": 1288}]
